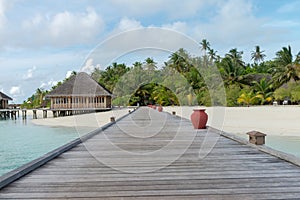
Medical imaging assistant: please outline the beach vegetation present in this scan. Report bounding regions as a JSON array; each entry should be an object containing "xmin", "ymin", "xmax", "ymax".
[
  {"xmin": 22, "ymin": 40, "xmax": 300, "ymax": 107},
  {"xmin": 237, "ymin": 92, "xmax": 260, "ymax": 106},
  {"xmin": 252, "ymin": 78, "xmax": 273, "ymax": 104},
  {"xmin": 274, "ymin": 82, "xmax": 300, "ymax": 104},
  {"xmin": 272, "ymin": 46, "xmax": 300, "ymax": 88},
  {"xmin": 22, "ymin": 88, "xmax": 49, "ymax": 109}
]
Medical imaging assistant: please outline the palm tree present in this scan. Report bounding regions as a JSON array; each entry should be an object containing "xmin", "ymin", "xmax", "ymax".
[
  {"xmin": 252, "ymin": 78, "xmax": 273, "ymax": 104},
  {"xmin": 169, "ymin": 49, "xmax": 189, "ymax": 73},
  {"xmin": 226, "ymin": 48, "xmax": 245, "ymax": 68},
  {"xmin": 251, "ymin": 45, "xmax": 266, "ymax": 64},
  {"xmin": 237, "ymin": 92, "xmax": 258, "ymax": 106},
  {"xmin": 218, "ymin": 57, "xmax": 245, "ymax": 86},
  {"xmin": 273, "ymin": 45, "xmax": 300, "ymax": 87},
  {"xmin": 208, "ymin": 48, "xmax": 218, "ymax": 62},
  {"xmin": 152, "ymin": 85, "xmax": 179, "ymax": 106},
  {"xmin": 144, "ymin": 57, "xmax": 157, "ymax": 71},
  {"xmin": 36, "ymin": 88, "xmax": 43, "ymax": 104},
  {"xmin": 200, "ymin": 39, "xmax": 210, "ymax": 55},
  {"xmin": 133, "ymin": 61, "xmax": 142, "ymax": 69}
]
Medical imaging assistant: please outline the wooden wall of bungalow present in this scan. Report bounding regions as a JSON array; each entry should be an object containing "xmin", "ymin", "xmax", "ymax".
[
  {"xmin": 49, "ymin": 95, "xmax": 112, "ymax": 109},
  {"xmin": 0, "ymin": 99, "xmax": 9, "ymax": 109},
  {"xmin": 0, "ymin": 92, "xmax": 13, "ymax": 109}
]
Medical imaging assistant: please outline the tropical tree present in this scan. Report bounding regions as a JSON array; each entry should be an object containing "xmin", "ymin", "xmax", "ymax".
[
  {"xmin": 97, "ymin": 62, "xmax": 130, "ymax": 92},
  {"xmin": 133, "ymin": 61, "xmax": 142, "ymax": 69},
  {"xmin": 200, "ymin": 39, "xmax": 210, "ymax": 55},
  {"xmin": 168, "ymin": 49, "xmax": 190, "ymax": 73},
  {"xmin": 144, "ymin": 57, "xmax": 157, "ymax": 71},
  {"xmin": 274, "ymin": 82, "xmax": 300, "ymax": 104},
  {"xmin": 252, "ymin": 78, "xmax": 273, "ymax": 104},
  {"xmin": 152, "ymin": 85, "xmax": 179, "ymax": 106},
  {"xmin": 208, "ymin": 48, "xmax": 218, "ymax": 62},
  {"xmin": 226, "ymin": 48, "xmax": 245, "ymax": 68},
  {"xmin": 218, "ymin": 57, "xmax": 245, "ymax": 86},
  {"xmin": 273, "ymin": 45, "xmax": 300, "ymax": 87},
  {"xmin": 251, "ymin": 45, "xmax": 266, "ymax": 64},
  {"xmin": 237, "ymin": 92, "xmax": 259, "ymax": 106}
]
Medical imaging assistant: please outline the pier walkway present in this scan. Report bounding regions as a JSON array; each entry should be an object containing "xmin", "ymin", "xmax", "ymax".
[{"xmin": 1, "ymin": 107, "xmax": 300, "ymax": 199}]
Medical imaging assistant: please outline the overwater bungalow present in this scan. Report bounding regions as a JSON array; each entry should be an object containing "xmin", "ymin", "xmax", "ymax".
[
  {"xmin": 0, "ymin": 92, "xmax": 12, "ymax": 109},
  {"xmin": 46, "ymin": 72, "xmax": 112, "ymax": 111}
]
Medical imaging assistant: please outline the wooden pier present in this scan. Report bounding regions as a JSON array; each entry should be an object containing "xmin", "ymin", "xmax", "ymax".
[
  {"xmin": 0, "ymin": 109, "xmax": 19, "ymax": 120},
  {"xmin": 1, "ymin": 107, "xmax": 300, "ymax": 199},
  {"xmin": 0, "ymin": 108, "xmax": 112, "ymax": 120}
]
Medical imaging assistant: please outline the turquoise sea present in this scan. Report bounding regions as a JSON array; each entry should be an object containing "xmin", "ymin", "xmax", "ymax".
[
  {"xmin": 236, "ymin": 133, "xmax": 300, "ymax": 158},
  {"xmin": 0, "ymin": 117, "xmax": 78, "ymax": 176}
]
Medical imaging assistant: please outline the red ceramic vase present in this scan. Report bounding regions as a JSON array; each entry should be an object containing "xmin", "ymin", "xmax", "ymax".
[
  {"xmin": 190, "ymin": 109, "xmax": 208, "ymax": 129},
  {"xmin": 157, "ymin": 106, "xmax": 163, "ymax": 112}
]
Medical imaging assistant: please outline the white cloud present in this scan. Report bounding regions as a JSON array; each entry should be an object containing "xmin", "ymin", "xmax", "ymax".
[
  {"xmin": 9, "ymin": 86, "xmax": 21, "ymax": 96},
  {"xmin": 40, "ymin": 80, "xmax": 58, "ymax": 89},
  {"xmin": 162, "ymin": 21, "xmax": 188, "ymax": 34},
  {"xmin": 20, "ymin": 7, "xmax": 105, "ymax": 47},
  {"xmin": 49, "ymin": 8, "xmax": 103, "ymax": 43},
  {"xmin": 23, "ymin": 66, "xmax": 36, "ymax": 80},
  {"xmin": 65, "ymin": 71, "xmax": 73, "ymax": 79},
  {"xmin": 23, "ymin": 14, "xmax": 43, "ymax": 28},
  {"xmin": 191, "ymin": 0, "xmax": 277, "ymax": 47},
  {"xmin": 0, "ymin": 0, "xmax": 7, "ymax": 29},
  {"xmin": 116, "ymin": 17, "xmax": 142, "ymax": 32},
  {"xmin": 80, "ymin": 58, "xmax": 100, "ymax": 74}
]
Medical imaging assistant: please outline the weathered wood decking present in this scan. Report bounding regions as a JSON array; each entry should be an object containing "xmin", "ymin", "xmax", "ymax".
[{"xmin": 1, "ymin": 107, "xmax": 300, "ymax": 199}]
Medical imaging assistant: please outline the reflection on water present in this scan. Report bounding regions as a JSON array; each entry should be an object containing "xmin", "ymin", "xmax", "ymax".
[{"xmin": 0, "ymin": 118, "xmax": 78, "ymax": 176}]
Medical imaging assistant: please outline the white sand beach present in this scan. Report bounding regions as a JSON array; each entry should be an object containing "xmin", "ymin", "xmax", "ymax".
[
  {"xmin": 31, "ymin": 108, "xmax": 132, "ymax": 136},
  {"xmin": 30, "ymin": 106, "xmax": 300, "ymax": 137},
  {"xmin": 163, "ymin": 106, "xmax": 300, "ymax": 137}
]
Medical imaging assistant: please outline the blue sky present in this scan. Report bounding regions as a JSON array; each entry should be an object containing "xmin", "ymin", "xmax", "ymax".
[{"xmin": 0, "ymin": 0, "xmax": 300, "ymax": 103}]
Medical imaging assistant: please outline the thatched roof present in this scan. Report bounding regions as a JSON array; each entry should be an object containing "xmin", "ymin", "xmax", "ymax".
[
  {"xmin": 0, "ymin": 92, "xmax": 13, "ymax": 101},
  {"xmin": 46, "ymin": 72, "xmax": 112, "ymax": 97}
]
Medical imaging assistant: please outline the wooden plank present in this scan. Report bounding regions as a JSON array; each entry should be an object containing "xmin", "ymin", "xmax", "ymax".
[
  {"xmin": 2, "ymin": 187, "xmax": 300, "ymax": 199},
  {"xmin": 1, "ymin": 107, "xmax": 300, "ymax": 199},
  {"xmin": 0, "ymin": 108, "xmax": 137, "ymax": 190}
]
